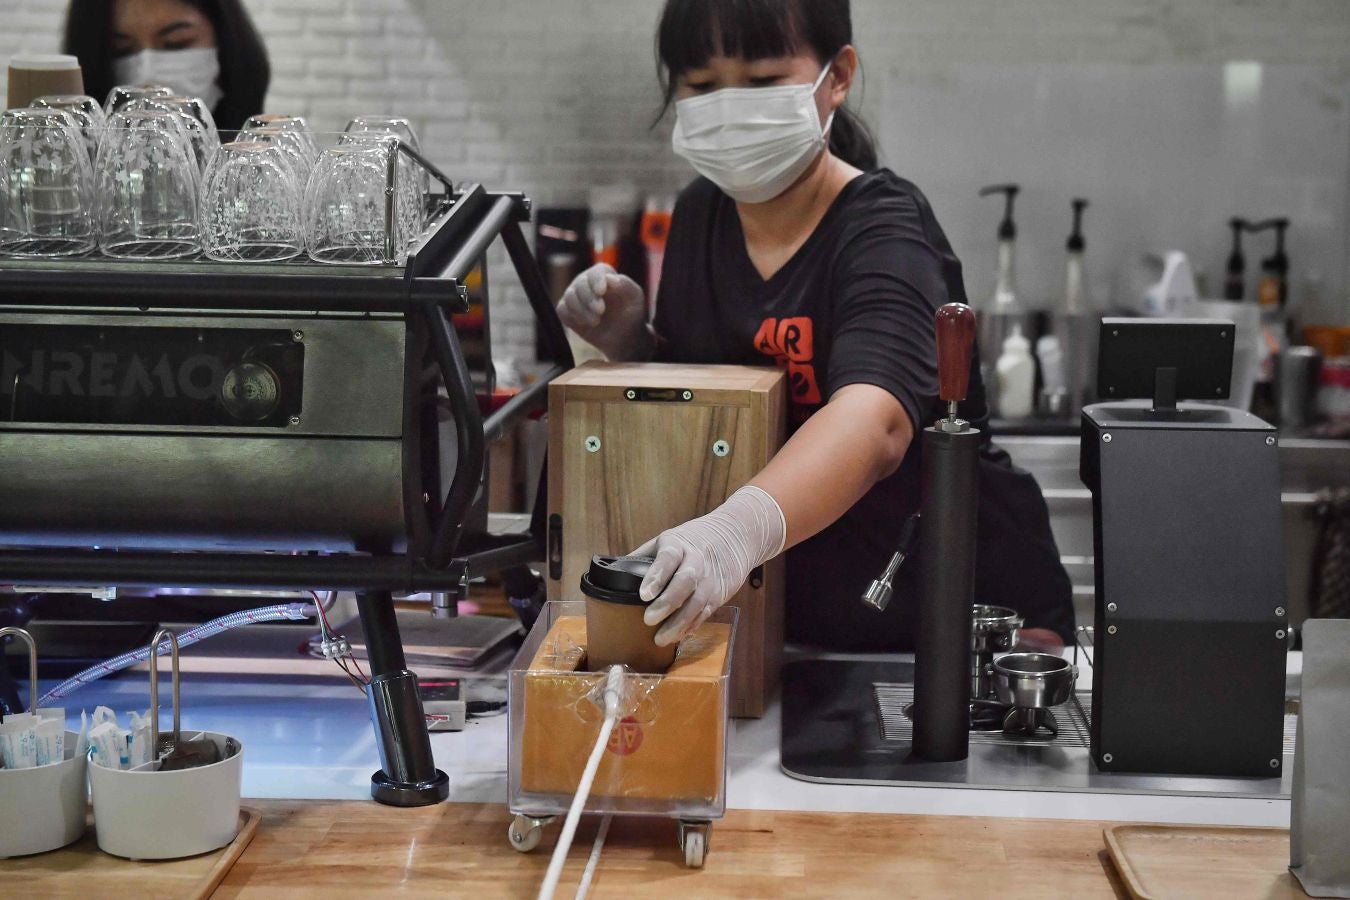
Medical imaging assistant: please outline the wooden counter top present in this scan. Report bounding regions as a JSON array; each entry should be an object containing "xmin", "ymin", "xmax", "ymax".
[{"xmin": 215, "ymin": 801, "xmax": 1126, "ymax": 898}]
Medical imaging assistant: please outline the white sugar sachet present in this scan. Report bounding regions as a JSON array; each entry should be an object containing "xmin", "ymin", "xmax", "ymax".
[
  {"xmin": 88, "ymin": 720, "xmax": 127, "ymax": 770},
  {"xmin": 75, "ymin": 709, "xmax": 90, "ymax": 758},
  {"xmin": 0, "ymin": 713, "xmax": 38, "ymax": 769},
  {"xmin": 33, "ymin": 717, "xmax": 64, "ymax": 766},
  {"xmin": 126, "ymin": 710, "xmax": 153, "ymax": 768}
]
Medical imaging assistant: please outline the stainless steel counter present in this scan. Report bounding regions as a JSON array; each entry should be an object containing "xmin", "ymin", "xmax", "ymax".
[{"xmin": 1000, "ymin": 434, "xmax": 1350, "ymax": 624}]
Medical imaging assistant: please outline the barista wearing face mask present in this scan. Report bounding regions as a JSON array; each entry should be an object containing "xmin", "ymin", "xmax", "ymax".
[
  {"xmin": 62, "ymin": 0, "xmax": 269, "ymax": 132},
  {"xmin": 557, "ymin": 0, "xmax": 1075, "ymax": 654}
]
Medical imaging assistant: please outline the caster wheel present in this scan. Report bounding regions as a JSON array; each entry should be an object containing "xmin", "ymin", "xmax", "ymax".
[
  {"xmin": 683, "ymin": 830, "xmax": 706, "ymax": 868},
  {"xmin": 678, "ymin": 820, "xmax": 711, "ymax": 869},
  {"xmin": 508, "ymin": 814, "xmax": 544, "ymax": 853}
]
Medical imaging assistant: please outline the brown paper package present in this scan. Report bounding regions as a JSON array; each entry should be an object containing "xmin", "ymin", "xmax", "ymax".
[{"xmin": 519, "ymin": 615, "xmax": 729, "ymax": 804}]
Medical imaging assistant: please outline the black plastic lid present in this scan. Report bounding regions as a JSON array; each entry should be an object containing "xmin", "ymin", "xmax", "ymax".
[{"xmin": 579, "ymin": 555, "xmax": 654, "ymax": 606}]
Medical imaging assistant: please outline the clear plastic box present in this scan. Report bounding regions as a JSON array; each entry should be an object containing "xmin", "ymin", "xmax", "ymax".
[{"xmin": 508, "ymin": 600, "xmax": 737, "ymax": 824}]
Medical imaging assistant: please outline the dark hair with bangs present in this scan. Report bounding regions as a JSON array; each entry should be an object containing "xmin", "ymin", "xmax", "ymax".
[
  {"xmin": 657, "ymin": 0, "xmax": 878, "ymax": 171},
  {"xmin": 62, "ymin": 0, "xmax": 270, "ymax": 133}
]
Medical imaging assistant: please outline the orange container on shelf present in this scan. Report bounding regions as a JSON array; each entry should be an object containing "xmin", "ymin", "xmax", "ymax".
[{"xmin": 1303, "ymin": 326, "xmax": 1350, "ymax": 359}]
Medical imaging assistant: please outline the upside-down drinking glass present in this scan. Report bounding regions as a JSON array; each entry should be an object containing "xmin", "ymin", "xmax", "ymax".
[
  {"xmin": 96, "ymin": 109, "xmax": 200, "ymax": 258},
  {"xmin": 103, "ymin": 83, "xmax": 174, "ymax": 116},
  {"xmin": 336, "ymin": 131, "xmax": 421, "ymax": 252},
  {"xmin": 199, "ymin": 141, "xmax": 303, "ymax": 262},
  {"xmin": 121, "ymin": 95, "xmax": 218, "ymax": 173},
  {"xmin": 234, "ymin": 126, "xmax": 314, "ymax": 183},
  {"xmin": 343, "ymin": 115, "xmax": 428, "ymax": 218},
  {"xmin": 0, "ymin": 107, "xmax": 97, "ymax": 257},
  {"xmin": 303, "ymin": 139, "xmax": 414, "ymax": 265},
  {"xmin": 241, "ymin": 114, "xmax": 320, "ymax": 163},
  {"xmin": 30, "ymin": 93, "xmax": 105, "ymax": 162}
]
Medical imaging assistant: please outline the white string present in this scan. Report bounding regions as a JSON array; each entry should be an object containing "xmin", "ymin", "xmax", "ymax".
[
  {"xmin": 537, "ymin": 666, "xmax": 625, "ymax": 900},
  {"xmin": 574, "ymin": 814, "xmax": 612, "ymax": 900}
]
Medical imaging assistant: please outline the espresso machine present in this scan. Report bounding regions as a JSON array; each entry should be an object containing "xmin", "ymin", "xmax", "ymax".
[{"xmin": 0, "ymin": 185, "xmax": 575, "ymax": 806}]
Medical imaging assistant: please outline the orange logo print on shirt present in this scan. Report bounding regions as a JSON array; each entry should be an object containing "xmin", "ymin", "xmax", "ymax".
[{"xmin": 754, "ymin": 316, "xmax": 821, "ymax": 406}]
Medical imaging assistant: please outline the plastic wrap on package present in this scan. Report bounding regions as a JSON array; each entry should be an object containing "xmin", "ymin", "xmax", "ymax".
[
  {"xmin": 512, "ymin": 608, "xmax": 733, "ymax": 815},
  {"xmin": 579, "ymin": 666, "xmax": 659, "ymax": 724}
]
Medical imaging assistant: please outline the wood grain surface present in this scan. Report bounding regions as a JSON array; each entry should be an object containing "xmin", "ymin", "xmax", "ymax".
[
  {"xmin": 2, "ymin": 807, "xmax": 259, "ymax": 899},
  {"xmin": 214, "ymin": 801, "xmax": 1127, "ymax": 899},
  {"xmin": 1104, "ymin": 824, "xmax": 1306, "ymax": 900}
]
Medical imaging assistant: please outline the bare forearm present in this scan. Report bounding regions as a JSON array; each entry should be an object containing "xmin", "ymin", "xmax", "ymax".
[{"xmin": 750, "ymin": 384, "xmax": 913, "ymax": 549}]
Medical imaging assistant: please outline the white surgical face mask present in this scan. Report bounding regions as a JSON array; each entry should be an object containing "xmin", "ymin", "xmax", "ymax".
[
  {"xmin": 671, "ymin": 62, "xmax": 836, "ymax": 204},
  {"xmin": 113, "ymin": 47, "xmax": 222, "ymax": 111}
]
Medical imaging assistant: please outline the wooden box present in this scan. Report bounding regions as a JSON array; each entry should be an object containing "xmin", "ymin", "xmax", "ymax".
[{"xmin": 546, "ymin": 362, "xmax": 787, "ymax": 717}]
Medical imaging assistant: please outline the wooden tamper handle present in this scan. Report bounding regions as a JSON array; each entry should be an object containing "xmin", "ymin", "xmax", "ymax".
[{"xmin": 935, "ymin": 303, "xmax": 976, "ymax": 419}]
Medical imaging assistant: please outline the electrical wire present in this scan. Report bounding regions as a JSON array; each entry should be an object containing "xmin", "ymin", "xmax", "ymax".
[
  {"xmin": 38, "ymin": 602, "xmax": 315, "ymax": 706},
  {"xmin": 310, "ymin": 591, "xmax": 369, "ymax": 693},
  {"xmin": 574, "ymin": 814, "xmax": 612, "ymax": 900},
  {"xmin": 538, "ymin": 665, "xmax": 625, "ymax": 900}
]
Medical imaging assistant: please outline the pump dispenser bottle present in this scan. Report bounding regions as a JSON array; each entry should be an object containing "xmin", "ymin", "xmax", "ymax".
[
  {"xmin": 1050, "ymin": 199, "xmax": 1096, "ymax": 416},
  {"xmin": 1254, "ymin": 218, "xmax": 1291, "ymax": 314},
  {"xmin": 1248, "ymin": 217, "xmax": 1292, "ymax": 422},
  {"xmin": 1063, "ymin": 199, "xmax": 1089, "ymax": 315},
  {"xmin": 976, "ymin": 184, "xmax": 1033, "ymax": 383},
  {"xmin": 1224, "ymin": 218, "xmax": 1249, "ymax": 301}
]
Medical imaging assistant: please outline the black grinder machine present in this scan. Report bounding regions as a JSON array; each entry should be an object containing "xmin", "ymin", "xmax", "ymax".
[{"xmin": 1081, "ymin": 318, "xmax": 1287, "ymax": 777}]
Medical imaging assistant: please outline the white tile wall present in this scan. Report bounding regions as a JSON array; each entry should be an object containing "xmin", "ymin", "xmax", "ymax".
[{"xmin": 6, "ymin": 0, "xmax": 1350, "ymax": 361}]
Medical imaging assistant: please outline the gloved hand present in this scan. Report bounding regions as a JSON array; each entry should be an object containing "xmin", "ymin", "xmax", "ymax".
[
  {"xmin": 555, "ymin": 263, "xmax": 649, "ymax": 360},
  {"xmin": 635, "ymin": 486, "xmax": 787, "ymax": 647}
]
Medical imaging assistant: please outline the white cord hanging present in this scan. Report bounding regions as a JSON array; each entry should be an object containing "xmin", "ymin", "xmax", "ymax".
[
  {"xmin": 574, "ymin": 813, "xmax": 612, "ymax": 900},
  {"xmin": 537, "ymin": 665, "xmax": 625, "ymax": 900}
]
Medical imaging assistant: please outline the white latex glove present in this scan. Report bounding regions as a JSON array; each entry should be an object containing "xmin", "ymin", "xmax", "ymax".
[
  {"xmin": 634, "ymin": 486, "xmax": 787, "ymax": 647},
  {"xmin": 555, "ymin": 263, "xmax": 649, "ymax": 360}
]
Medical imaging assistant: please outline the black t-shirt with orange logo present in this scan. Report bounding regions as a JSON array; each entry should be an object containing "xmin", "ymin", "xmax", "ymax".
[{"xmin": 653, "ymin": 170, "xmax": 1074, "ymax": 650}]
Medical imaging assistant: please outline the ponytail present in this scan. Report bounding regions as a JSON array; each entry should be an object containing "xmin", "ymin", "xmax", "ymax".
[{"xmin": 829, "ymin": 104, "xmax": 878, "ymax": 172}]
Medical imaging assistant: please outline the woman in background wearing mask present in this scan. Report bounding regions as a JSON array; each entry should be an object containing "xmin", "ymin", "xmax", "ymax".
[
  {"xmin": 558, "ymin": 0, "xmax": 1074, "ymax": 654},
  {"xmin": 62, "ymin": 0, "xmax": 269, "ymax": 132}
]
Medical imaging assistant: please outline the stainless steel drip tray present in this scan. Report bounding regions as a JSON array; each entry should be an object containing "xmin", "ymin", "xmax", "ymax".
[{"xmin": 780, "ymin": 660, "xmax": 1292, "ymax": 798}]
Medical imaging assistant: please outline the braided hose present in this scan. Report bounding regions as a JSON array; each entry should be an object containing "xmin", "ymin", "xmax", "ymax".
[{"xmin": 38, "ymin": 602, "xmax": 315, "ymax": 706}]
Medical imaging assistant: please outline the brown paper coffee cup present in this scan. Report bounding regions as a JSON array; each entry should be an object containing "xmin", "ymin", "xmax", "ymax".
[{"xmin": 8, "ymin": 55, "xmax": 84, "ymax": 110}]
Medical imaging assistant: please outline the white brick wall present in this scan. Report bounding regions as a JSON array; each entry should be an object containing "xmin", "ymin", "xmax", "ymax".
[{"xmin": 6, "ymin": 0, "xmax": 1350, "ymax": 361}]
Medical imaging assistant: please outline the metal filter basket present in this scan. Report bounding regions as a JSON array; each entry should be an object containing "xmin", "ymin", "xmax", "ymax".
[{"xmin": 992, "ymin": 652, "xmax": 1077, "ymax": 709}]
